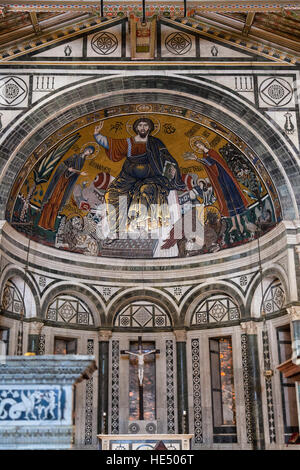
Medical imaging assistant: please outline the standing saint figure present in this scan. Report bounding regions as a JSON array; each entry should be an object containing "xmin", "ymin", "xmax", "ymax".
[
  {"xmin": 123, "ymin": 347, "xmax": 157, "ymax": 387},
  {"xmin": 38, "ymin": 145, "xmax": 95, "ymax": 231},
  {"xmin": 184, "ymin": 137, "xmax": 249, "ymax": 234},
  {"xmin": 94, "ymin": 118, "xmax": 185, "ymax": 237}
]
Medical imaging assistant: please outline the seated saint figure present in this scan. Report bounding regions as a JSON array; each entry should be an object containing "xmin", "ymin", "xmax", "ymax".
[{"xmin": 94, "ymin": 118, "xmax": 185, "ymax": 238}]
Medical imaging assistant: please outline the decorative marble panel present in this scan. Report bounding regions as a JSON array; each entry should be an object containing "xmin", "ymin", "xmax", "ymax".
[
  {"xmin": 192, "ymin": 294, "xmax": 240, "ymax": 325},
  {"xmin": 191, "ymin": 338, "xmax": 203, "ymax": 444},
  {"xmin": 84, "ymin": 339, "xmax": 94, "ymax": 445},
  {"xmin": 262, "ymin": 330, "xmax": 276, "ymax": 444},
  {"xmin": 262, "ymin": 279, "xmax": 285, "ymax": 315},
  {"xmin": 1, "ymin": 281, "xmax": 24, "ymax": 316},
  {"xmin": 46, "ymin": 295, "xmax": 94, "ymax": 326},
  {"xmin": 111, "ymin": 340, "xmax": 120, "ymax": 434},
  {"xmin": 116, "ymin": 302, "xmax": 171, "ymax": 328},
  {"xmin": 0, "ymin": 385, "xmax": 69, "ymax": 424},
  {"xmin": 166, "ymin": 340, "xmax": 175, "ymax": 434},
  {"xmin": 241, "ymin": 334, "xmax": 253, "ymax": 444}
]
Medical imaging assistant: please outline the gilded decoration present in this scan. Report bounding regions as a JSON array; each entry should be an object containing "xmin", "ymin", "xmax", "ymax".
[{"xmin": 7, "ymin": 104, "xmax": 281, "ymax": 259}]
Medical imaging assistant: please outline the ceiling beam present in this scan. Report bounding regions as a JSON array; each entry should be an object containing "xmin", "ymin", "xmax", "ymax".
[
  {"xmin": 242, "ymin": 12, "xmax": 255, "ymax": 36},
  {"xmin": 0, "ymin": 12, "xmax": 92, "ymax": 48},
  {"xmin": 29, "ymin": 12, "xmax": 41, "ymax": 34},
  {"xmin": 0, "ymin": 1, "xmax": 300, "ymax": 15},
  {"xmin": 0, "ymin": 15, "xmax": 123, "ymax": 60},
  {"xmin": 169, "ymin": 16, "xmax": 300, "ymax": 62}
]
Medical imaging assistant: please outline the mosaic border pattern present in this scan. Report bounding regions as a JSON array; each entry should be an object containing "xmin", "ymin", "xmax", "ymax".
[
  {"xmin": 241, "ymin": 333, "xmax": 253, "ymax": 444},
  {"xmin": 111, "ymin": 340, "xmax": 120, "ymax": 434},
  {"xmin": 166, "ymin": 339, "xmax": 176, "ymax": 434},
  {"xmin": 84, "ymin": 338, "xmax": 94, "ymax": 446},
  {"xmin": 262, "ymin": 329, "xmax": 276, "ymax": 444},
  {"xmin": 191, "ymin": 338, "xmax": 203, "ymax": 444}
]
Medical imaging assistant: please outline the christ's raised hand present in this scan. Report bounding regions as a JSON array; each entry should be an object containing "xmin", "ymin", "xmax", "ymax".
[{"xmin": 95, "ymin": 121, "xmax": 104, "ymax": 134}]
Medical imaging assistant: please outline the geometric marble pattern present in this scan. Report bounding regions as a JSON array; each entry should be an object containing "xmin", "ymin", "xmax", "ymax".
[
  {"xmin": 46, "ymin": 295, "xmax": 94, "ymax": 326},
  {"xmin": 166, "ymin": 340, "xmax": 176, "ymax": 434},
  {"xmin": 1, "ymin": 281, "xmax": 24, "ymax": 316},
  {"xmin": 38, "ymin": 335, "xmax": 46, "ymax": 355},
  {"xmin": 116, "ymin": 302, "xmax": 171, "ymax": 328},
  {"xmin": 241, "ymin": 333, "xmax": 254, "ymax": 444},
  {"xmin": 262, "ymin": 330, "xmax": 276, "ymax": 444},
  {"xmin": 262, "ymin": 280, "xmax": 285, "ymax": 315},
  {"xmin": 84, "ymin": 339, "xmax": 94, "ymax": 445},
  {"xmin": 111, "ymin": 340, "xmax": 120, "ymax": 434},
  {"xmin": 192, "ymin": 295, "xmax": 240, "ymax": 325},
  {"xmin": 191, "ymin": 338, "xmax": 203, "ymax": 444}
]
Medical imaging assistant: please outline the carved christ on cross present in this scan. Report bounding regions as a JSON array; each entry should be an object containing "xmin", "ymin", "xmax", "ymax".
[
  {"xmin": 121, "ymin": 337, "xmax": 160, "ymax": 421},
  {"xmin": 121, "ymin": 337, "xmax": 160, "ymax": 386}
]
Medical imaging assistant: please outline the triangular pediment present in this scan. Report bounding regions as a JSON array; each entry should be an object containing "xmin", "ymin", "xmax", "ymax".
[
  {"xmin": 6, "ymin": 16, "xmax": 126, "ymax": 62},
  {"xmin": 160, "ymin": 17, "xmax": 296, "ymax": 64}
]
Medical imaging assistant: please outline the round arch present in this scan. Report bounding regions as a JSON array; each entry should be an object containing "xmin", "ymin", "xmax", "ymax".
[
  {"xmin": 0, "ymin": 74, "xmax": 298, "ymax": 223},
  {"xmin": 41, "ymin": 282, "xmax": 105, "ymax": 327},
  {"xmin": 107, "ymin": 288, "xmax": 178, "ymax": 328},
  {"xmin": 245, "ymin": 266, "xmax": 289, "ymax": 317},
  {"xmin": 0, "ymin": 265, "xmax": 40, "ymax": 318},
  {"xmin": 182, "ymin": 282, "xmax": 246, "ymax": 327}
]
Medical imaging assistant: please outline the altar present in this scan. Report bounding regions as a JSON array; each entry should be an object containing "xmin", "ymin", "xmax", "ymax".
[
  {"xmin": 98, "ymin": 337, "xmax": 193, "ymax": 450},
  {"xmin": 97, "ymin": 434, "xmax": 194, "ymax": 450}
]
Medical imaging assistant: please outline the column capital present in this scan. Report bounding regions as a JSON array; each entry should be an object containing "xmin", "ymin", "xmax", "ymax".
[
  {"xmin": 287, "ymin": 305, "xmax": 300, "ymax": 322},
  {"xmin": 29, "ymin": 320, "xmax": 44, "ymax": 335},
  {"xmin": 240, "ymin": 321, "xmax": 258, "ymax": 335},
  {"xmin": 98, "ymin": 329, "xmax": 112, "ymax": 342},
  {"xmin": 174, "ymin": 329, "xmax": 187, "ymax": 342}
]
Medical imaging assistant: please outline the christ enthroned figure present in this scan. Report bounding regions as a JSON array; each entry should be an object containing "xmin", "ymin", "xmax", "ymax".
[{"xmin": 94, "ymin": 118, "xmax": 185, "ymax": 238}]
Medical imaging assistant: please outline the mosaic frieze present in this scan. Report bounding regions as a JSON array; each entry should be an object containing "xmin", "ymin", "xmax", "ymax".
[{"xmin": 8, "ymin": 103, "xmax": 281, "ymax": 260}]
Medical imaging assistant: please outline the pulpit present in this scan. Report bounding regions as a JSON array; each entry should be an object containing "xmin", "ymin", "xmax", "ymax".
[
  {"xmin": 277, "ymin": 357, "xmax": 300, "ymax": 442},
  {"xmin": 0, "ymin": 355, "xmax": 96, "ymax": 449}
]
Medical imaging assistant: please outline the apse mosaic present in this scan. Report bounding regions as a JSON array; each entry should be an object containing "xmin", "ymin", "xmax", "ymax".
[{"xmin": 7, "ymin": 103, "xmax": 282, "ymax": 259}]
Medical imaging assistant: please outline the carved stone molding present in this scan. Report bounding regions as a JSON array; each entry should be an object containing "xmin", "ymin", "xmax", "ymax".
[
  {"xmin": 28, "ymin": 321, "xmax": 44, "ymax": 335},
  {"xmin": 287, "ymin": 305, "xmax": 300, "ymax": 322},
  {"xmin": 240, "ymin": 321, "xmax": 258, "ymax": 335},
  {"xmin": 98, "ymin": 330, "xmax": 112, "ymax": 342},
  {"xmin": 174, "ymin": 329, "xmax": 187, "ymax": 342},
  {"xmin": 0, "ymin": 356, "xmax": 97, "ymax": 385}
]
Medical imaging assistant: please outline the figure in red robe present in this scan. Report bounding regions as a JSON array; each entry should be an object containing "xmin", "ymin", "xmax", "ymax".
[
  {"xmin": 38, "ymin": 145, "xmax": 94, "ymax": 231},
  {"xmin": 94, "ymin": 118, "xmax": 185, "ymax": 237},
  {"xmin": 185, "ymin": 138, "xmax": 249, "ymax": 233}
]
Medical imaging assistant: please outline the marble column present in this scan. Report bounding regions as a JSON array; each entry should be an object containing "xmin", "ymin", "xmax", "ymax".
[
  {"xmin": 27, "ymin": 321, "xmax": 44, "ymax": 354},
  {"xmin": 97, "ymin": 330, "xmax": 111, "ymax": 434},
  {"xmin": 174, "ymin": 330, "xmax": 189, "ymax": 434},
  {"xmin": 241, "ymin": 321, "xmax": 265, "ymax": 450}
]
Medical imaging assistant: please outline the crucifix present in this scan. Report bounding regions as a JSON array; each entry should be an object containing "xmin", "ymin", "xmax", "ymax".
[{"xmin": 121, "ymin": 336, "xmax": 160, "ymax": 420}]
